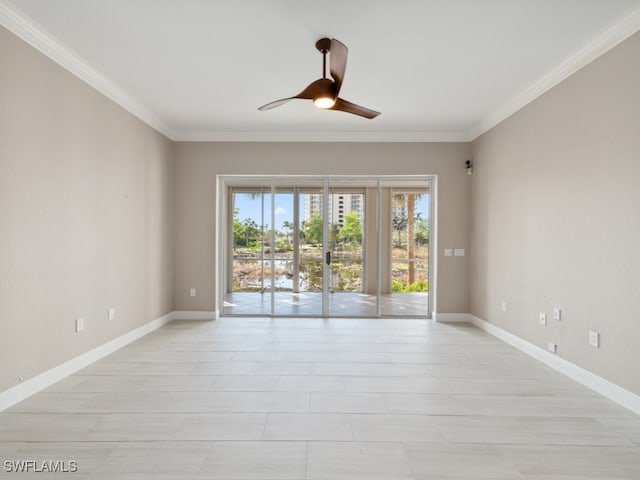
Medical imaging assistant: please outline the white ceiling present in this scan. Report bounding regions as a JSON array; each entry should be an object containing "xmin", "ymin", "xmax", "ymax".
[{"xmin": 2, "ymin": 0, "xmax": 640, "ymax": 141}]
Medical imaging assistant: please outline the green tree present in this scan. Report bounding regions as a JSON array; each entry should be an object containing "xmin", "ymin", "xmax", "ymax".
[
  {"xmin": 407, "ymin": 194, "xmax": 416, "ymax": 283},
  {"xmin": 393, "ymin": 193, "xmax": 423, "ymax": 284},
  {"xmin": 301, "ymin": 213, "xmax": 323, "ymax": 244},
  {"xmin": 233, "ymin": 208, "xmax": 243, "ymax": 247},
  {"xmin": 392, "ymin": 214, "xmax": 407, "ymax": 248},
  {"xmin": 281, "ymin": 220, "xmax": 294, "ymax": 246},
  {"xmin": 240, "ymin": 218, "xmax": 261, "ymax": 247},
  {"xmin": 415, "ymin": 215, "xmax": 429, "ymax": 246},
  {"xmin": 337, "ymin": 211, "xmax": 362, "ymax": 245},
  {"xmin": 232, "ymin": 209, "xmax": 260, "ymax": 248}
]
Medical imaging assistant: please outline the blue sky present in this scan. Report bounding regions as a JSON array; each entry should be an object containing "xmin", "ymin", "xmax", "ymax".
[
  {"xmin": 234, "ymin": 194, "xmax": 296, "ymax": 229},
  {"xmin": 234, "ymin": 193, "xmax": 429, "ymax": 230}
]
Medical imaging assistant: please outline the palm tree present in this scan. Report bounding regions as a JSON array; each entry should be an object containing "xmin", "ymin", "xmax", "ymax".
[
  {"xmin": 407, "ymin": 194, "xmax": 417, "ymax": 284},
  {"xmin": 393, "ymin": 193, "xmax": 422, "ymax": 285},
  {"xmin": 281, "ymin": 220, "xmax": 294, "ymax": 246}
]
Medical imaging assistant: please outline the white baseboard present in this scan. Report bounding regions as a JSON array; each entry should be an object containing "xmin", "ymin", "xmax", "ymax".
[
  {"xmin": 467, "ymin": 314, "xmax": 640, "ymax": 415},
  {"xmin": 172, "ymin": 310, "xmax": 217, "ymax": 321},
  {"xmin": 5, "ymin": 310, "xmax": 638, "ymax": 416},
  {"xmin": 1, "ymin": 310, "xmax": 219, "ymax": 411},
  {"xmin": 0, "ymin": 312, "xmax": 174, "ymax": 412},
  {"xmin": 433, "ymin": 312, "xmax": 469, "ymax": 322}
]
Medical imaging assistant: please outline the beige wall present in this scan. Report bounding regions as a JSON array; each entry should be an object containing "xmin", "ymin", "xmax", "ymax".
[
  {"xmin": 174, "ymin": 142, "xmax": 471, "ymax": 314},
  {"xmin": 470, "ymin": 32, "xmax": 640, "ymax": 394},
  {"xmin": 6, "ymin": 12, "xmax": 637, "ymax": 401},
  {"xmin": 0, "ymin": 27, "xmax": 175, "ymax": 392}
]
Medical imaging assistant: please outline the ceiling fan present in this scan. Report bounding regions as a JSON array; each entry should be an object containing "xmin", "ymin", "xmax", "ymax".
[{"xmin": 258, "ymin": 38, "xmax": 380, "ymax": 119}]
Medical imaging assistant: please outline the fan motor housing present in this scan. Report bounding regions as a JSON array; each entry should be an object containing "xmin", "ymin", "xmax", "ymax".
[{"xmin": 315, "ymin": 38, "xmax": 332, "ymax": 53}]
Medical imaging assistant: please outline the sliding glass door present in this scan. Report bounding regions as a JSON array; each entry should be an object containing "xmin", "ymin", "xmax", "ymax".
[
  {"xmin": 220, "ymin": 176, "xmax": 432, "ymax": 318},
  {"xmin": 272, "ymin": 179, "xmax": 324, "ymax": 316},
  {"xmin": 380, "ymin": 180, "xmax": 431, "ymax": 316},
  {"xmin": 326, "ymin": 179, "xmax": 377, "ymax": 317}
]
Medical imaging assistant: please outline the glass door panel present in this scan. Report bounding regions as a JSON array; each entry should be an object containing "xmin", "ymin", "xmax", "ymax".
[
  {"xmin": 380, "ymin": 179, "xmax": 431, "ymax": 316},
  {"xmin": 327, "ymin": 180, "xmax": 377, "ymax": 317},
  {"xmin": 225, "ymin": 188, "xmax": 272, "ymax": 315},
  {"xmin": 222, "ymin": 176, "xmax": 431, "ymax": 318},
  {"xmin": 274, "ymin": 179, "xmax": 324, "ymax": 316}
]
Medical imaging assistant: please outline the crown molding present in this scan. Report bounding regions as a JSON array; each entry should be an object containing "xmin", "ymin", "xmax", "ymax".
[
  {"xmin": 5, "ymin": 0, "xmax": 639, "ymax": 145},
  {"xmin": 0, "ymin": 1, "xmax": 466, "ymax": 144},
  {"xmin": 469, "ymin": 4, "xmax": 640, "ymax": 140},
  {"xmin": 174, "ymin": 130, "xmax": 471, "ymax": 143},
  {"xmin": 0, "ymin": 0, "xmax": 176, "ymax": 140}
]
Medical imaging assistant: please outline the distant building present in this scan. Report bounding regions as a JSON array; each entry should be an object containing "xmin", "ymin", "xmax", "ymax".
[
  {"xmin": 304, "ymin": 193, "xmax": 363, "ymax": 227},
  {"xmin": 392, "ymin": 196, "xmax": 407, "ymax": 220}
]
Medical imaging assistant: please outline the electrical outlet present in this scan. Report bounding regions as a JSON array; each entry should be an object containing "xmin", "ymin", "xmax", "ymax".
[
  {"xmin": 501, "ymin": 301, "xmax": 507, "ymax": 312},
  {"xmin": 76, "ymin": 318, "xmax": 84, "ymax": 332},
  {"xmin": 553, "ymin": 308, "xmax": 561, "ymax": 321},
  {"xmin": 547, "ymin": 342, "xmax": 557, "ymax": 354},
  {"xmin": 539, "ymin": 312, "xmax": 547, "ymax": 325},
  {"xmin": 444, "ymin": 249, "xmax": 453, "ymax": 257},
  {"xmin": 589, "ymin": 331, "xmax": 600, "ymax": 348},
  {"xmin": 108, "ymin": 307, "xmax": 115, "ymax": 321},
  {"xmin": 190, "ymin": 288, "xmax": 196, "ymax": 297}
]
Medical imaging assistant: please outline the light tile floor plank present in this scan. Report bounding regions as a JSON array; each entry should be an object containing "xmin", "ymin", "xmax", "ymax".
[
  {"xmin": 199, "ymin": 441, "xmax": 307, "ymax": 480},
  {"xmin": 1, "ymin": 318, "xmax": 639, "ymax": 479}
]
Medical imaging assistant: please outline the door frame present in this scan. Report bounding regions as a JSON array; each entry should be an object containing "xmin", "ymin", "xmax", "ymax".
[{"xmin": 216, "ymin": 175, "xmax": 435, "ymax": 318}]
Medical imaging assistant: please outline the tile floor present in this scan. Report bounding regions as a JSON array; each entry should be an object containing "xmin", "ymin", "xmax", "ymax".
[
  {"xmin": 1, "ymin": 318, "xmax": 639, "ymax": 479},
  {"xmin": 223, "ymin": 292, "xmax": 429, "ymax": 316}
]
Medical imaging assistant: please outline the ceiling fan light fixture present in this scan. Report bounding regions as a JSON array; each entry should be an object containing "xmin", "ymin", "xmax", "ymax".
[
  {"xmin": 313, "ymin": 96, "xmax": 336, "ymax": 109},
  {"xmin": 258, "ymin": 38, "xmax": 380, "ymax": 119}
]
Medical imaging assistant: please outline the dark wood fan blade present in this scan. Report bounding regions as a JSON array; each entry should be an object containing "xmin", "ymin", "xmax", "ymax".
[
  {"xmin": 329, "ymin": 39, "xmax": 348, "ymax": 94},
  {"xmin": 331, "ymin": 97, "xmax": 380, "ymax": 119},
  {"xmin": 258, "ymin": 97, "xmax": 295, "ymax": 111},
  {"xmin": 297, "ymin": 78, "xmax": 334, "ymax": 99},
  {"xmin": 258, "ymin": 79, "xmax": 334, "ymax": 111}
]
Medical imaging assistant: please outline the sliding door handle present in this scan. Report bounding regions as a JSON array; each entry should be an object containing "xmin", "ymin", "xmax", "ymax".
[{"xmin": 325, "ymin": 251, "xmax": 331, "ymax": 265}]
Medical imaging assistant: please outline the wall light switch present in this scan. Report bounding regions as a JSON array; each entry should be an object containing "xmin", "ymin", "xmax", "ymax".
[
  {"xmin": 454, "ymin": 248, "xmax": 465, "ymax": 256},
  {"xmin": 553, "ymin": 308, "xmax": 561, "ymax": 321},
  {"xmin": 501, "ymin": 301, "xmax": 507, "ymax": 312},
  {"xmin": 589, "ymin": 331, "xmax": 600, "ymax": 348},
  {"xmin": 108, "ymin": 307, "xmax": 115, "ymax": 321},
  {"xmin": 444, "ymin": 249, "xmax": 453, "ymax": 257},
  {"xmin": 76, "ymin": 318, "xmax": 84, "ymax": 332},
  {"xmin": 190, "ymin": 288, "xmax": 196, "ymax": 297}
]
